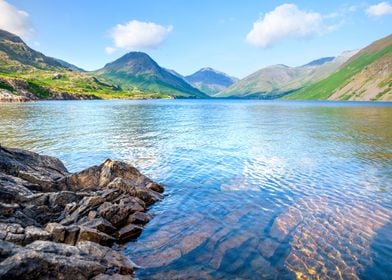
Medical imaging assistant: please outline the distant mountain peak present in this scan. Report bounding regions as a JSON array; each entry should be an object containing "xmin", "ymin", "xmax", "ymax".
[
  {"xmin": 285, "ymin": 33, "xmax": 392, "ymax": 101},
  {"xmin": 303, "ymin": 57, "xmax": 335, "ymax": 67},
  {"xmin": 101, "ymin": 51, "xmax": 161, "ymax": 75},
  {"xmin": 104, "ymin": 51, "xmax": 156, "ymax": 66},
  {"xmin": 96, "ymin": 51, "xmax": 207, "ymax": 98},
  {"xmin": 190, "ymin": 67, "xmax": 237, "ymax": 78},
  {"xmin": 185, "ymin": 67, "xmax": 238, "ymax": 95},
  {"xmin": 199, "ymin": 67, "xmax": 216, "ymax": 72},
  {"xmin": 217, "ymin": 52, "xmax": 356, "ymax": 99},
  {"xmin": 117, "ymin": 51, "xmax": 152, "ymax": 60}
]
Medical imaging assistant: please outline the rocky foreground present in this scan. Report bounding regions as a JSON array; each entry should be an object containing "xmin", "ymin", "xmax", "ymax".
[{"xmin": 0, "ymin": 146, "xmax": 164, "ymax": 279}]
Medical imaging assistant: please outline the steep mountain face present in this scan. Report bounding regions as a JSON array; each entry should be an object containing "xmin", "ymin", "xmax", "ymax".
[
  {"xmin": 185, "ymin": 67, "xmax": 238, "ymax": 95},
  {"xmin": 284, "ymin": 34, "xmax": 392, "ymax": 101},
  {"xmin": 96, "ymin": 52, "xmax": 207, "ymax": 98},
  {"xmin": 216, "ymin": 52, "xmax": 355, "ymax": 99},
  {"xmin": 0, "ymin": 29, "xmax": 62, "ymax": 69},
  {"xmin": 0, "ymin": 30, "xmax": 148, "ymax": 100}
]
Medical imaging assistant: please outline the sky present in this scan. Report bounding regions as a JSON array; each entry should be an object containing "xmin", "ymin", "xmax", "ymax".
[{"xmin": 1, "ymin": 0, "xmax": 392, "ymax": 78}]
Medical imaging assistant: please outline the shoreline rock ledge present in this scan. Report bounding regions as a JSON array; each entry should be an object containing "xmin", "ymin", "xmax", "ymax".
[{"xmin": 0, "ymin": 146, "xmax": 164, "ymax": 279}]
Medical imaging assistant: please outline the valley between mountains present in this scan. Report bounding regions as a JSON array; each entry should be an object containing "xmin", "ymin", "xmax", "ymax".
[{"xmin": 0, "ymin": 29, "xmax": 391, "ymax": 102}]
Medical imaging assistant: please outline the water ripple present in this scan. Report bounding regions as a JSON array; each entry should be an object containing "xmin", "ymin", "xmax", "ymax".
[{"xmin": 0, "ymin": 100, "xmax": 391, "ymax": 279}]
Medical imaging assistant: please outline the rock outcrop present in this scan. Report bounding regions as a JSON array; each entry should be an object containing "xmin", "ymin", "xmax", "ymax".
[
  {"xmin": 0, "ymin": 146, "xmax": 164, "ymax": 279},
  {"xmin": 0, "ymin": 89, "xmax": 31, "ymax": 102},
  {"xmin": 0, "ymin": 77, "xmax": 100, "ymax": 102}
]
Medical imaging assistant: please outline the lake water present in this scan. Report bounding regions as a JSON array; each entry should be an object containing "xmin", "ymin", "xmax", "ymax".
[{"xmin": 0, "ymin": 100, "xmax": 391, "ymax": 279}]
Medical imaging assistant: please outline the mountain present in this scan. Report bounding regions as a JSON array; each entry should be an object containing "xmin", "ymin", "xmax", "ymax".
[
  {"xmin": 1, "ymin": 28, "xmax": 390, "ymax": 101},
  {"xmin": 0, "ymin": 29, "xmax": 62, "ymax": 69},
  {"xmin": 0, "ymin": 29, "xmax": 206, "ymax": 100},
  {"xmin": 302, "ymin": 57, "xmax": 334, "ymax": 67},
  {"xmin": 0, "ymin": 30, "xmax": 157, "ymax": 100},
  {"xmin": 96, "ymin": 52, "xmax": 207, "ymax": 98},
  {"xmin": 185, "ymin": 67, "xmax": 238, "ymax": 95},
  {"xmin": 164, "ymin": 68, "xmax": 185, "ymax": 79},
  {"xmin": 54, "ymin": 59, "xmax": 85, "ymax": 72},
  {"xmin": 284, "ymin": 34, "xmax": 392, "ymax": 101},
  {"xmin": 216, "ymin": 52, "xmax": 356, "ymax": 99},
  {"xmin": 0, "ymin": 29, "xmax": 84, "ymax": 73}
]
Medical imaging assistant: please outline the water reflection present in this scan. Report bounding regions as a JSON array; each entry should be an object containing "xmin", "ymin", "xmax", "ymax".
[{"xmin": 0, "ymin": 100, "xmax": 391, "ymax": 279}]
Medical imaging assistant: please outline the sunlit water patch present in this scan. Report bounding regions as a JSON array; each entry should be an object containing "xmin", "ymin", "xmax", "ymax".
[{"xmin": 0, "ymin": 100, "xmax": 391, "ymax": 279}]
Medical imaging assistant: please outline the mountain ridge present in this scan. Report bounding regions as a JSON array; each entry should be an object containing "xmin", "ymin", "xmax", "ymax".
[
  {"xmin": 185, "ymin": 67, "xmax": 238, "ymax": 95},
  {"xmin": 96, "ymin": 52, "xmax": 207, "ymax": 98},
  {"xmin": 0, "ymin": 29, "xmax": 207, "ymax": 100},
  {"xmin": 215, "ymin": 52, "xmax": 356, "ymax": 99},
  {"xmin": 0, "ymin": 29, "xmax": 63, "ymax": 69},
  {"xmin": 0, "ymin": 28, "xmax": 390, "ymax": 101},
  {"xmin": 284, "ymin": 34, "xmax": 392, "ymax": 101}
]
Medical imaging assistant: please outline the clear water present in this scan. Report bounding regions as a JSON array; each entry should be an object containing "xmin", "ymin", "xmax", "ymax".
[{"xmin": 0, "ymin": 100, "xmax": 391, "ymax": 279}]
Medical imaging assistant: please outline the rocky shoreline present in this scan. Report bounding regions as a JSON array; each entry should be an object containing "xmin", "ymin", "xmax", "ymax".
[
  {"xmin": 0, "ymin": 146, "xmax": 164, "ymax": 279},
  {"xmin": 0, "ymin": 89, "xmax": 99, "ymax": 102},
  {"xmin": 0, "ymin": 77, "xmax": 100, "ymax": 102}
]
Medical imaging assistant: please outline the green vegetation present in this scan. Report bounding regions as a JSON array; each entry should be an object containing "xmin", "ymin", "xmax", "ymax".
[
  {"xmin": 0, "ymin": 79, "xmax": 15, "ymax": 92},
  {"xmin": 0, "ymin": 69, "xmax": 173, "ymax": 99},
  {"xmin": 101, "ymin": 72, "xmax": 194, "ymax": 98},
  {"xmin": 283, "ymin": 44, "xmax": 392, "ymax": 100},
  {"xmin": 27, "ymin": 80, "xmax": 52, "ymax": 98},
  {"xmin": 1, "ymin": 27, "xmax": 390, "ymax": 101},
  {"xmin": 96, "ymin": 52, "xmax": 207, "ymax": 98},
  {"xmin": 0, "ymin": 29, "xmax": 202, "ymax": 100}
]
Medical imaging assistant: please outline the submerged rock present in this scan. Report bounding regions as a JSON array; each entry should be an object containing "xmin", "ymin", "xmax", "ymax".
[{"xmin": 0, "ymin": 146, "xmax": 163, "ymax": 279}]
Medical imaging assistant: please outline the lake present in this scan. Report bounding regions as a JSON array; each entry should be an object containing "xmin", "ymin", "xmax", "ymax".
[{"xmin": 0, "ymin": 99, "xmax": 391, "ymax": 279}]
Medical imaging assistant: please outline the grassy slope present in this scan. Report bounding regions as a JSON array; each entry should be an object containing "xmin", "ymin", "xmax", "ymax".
[
  {"xmin": 283, "ymin": 44, "xmax": 392, "ymax": 100},
  {"xmin": 216, "ymin": 55, "xmax": 352, "ymax": 99},
  {"xmin": 0, "ymin": 69, "xmax": 171, "ymax": 99},
  {"xmin": 100, "ymin": 72, "xmax": 202, "ymax": 98},
  {"xmin": 0, "ymin": 30, "xmax": 195, "ymax": 99},
  {"xmin": 0, "ymin": 55, "xmax": 172, "ymax": 99}
]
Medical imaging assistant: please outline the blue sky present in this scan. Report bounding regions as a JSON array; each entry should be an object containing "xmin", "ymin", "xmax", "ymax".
[{"xmin": 2, "ymin": 0, "xmax": 392, "ymax": 78}]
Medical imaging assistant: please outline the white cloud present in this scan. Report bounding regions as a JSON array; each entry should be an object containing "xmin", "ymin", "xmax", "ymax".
[
  {"xmin": 366, "ymin": 2, "xmax": 392, "ymax": 17},
  {"xmin": 0, "ymin": 0, "xmax": 34, "ymax": 39},
  {"xmin": 106, "ymin": 20, "xmax": 173, "ymax": 54},
  {"xmin": 105, "ymin": 46, "xmax": 117, "ymax": 54},
  {"xmin": 246, "ymin": 4, "xmax": 325, "ymax": 48}
]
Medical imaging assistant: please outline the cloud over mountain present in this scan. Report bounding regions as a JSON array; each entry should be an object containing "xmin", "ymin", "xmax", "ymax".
[
  {"xmin": 366, "ymin": 2, "xmax": 392, "ymax": 17},
  {"xmin": 246, "ymin": 4, "xmax": 326, "ymax": 48},
  {"xmin": 106, "ymin": 20, "xmax": 173, "ymax": 54},
  {"xmin": 0, "ymin": 0, "xmax": 34, "ymax": 39}
]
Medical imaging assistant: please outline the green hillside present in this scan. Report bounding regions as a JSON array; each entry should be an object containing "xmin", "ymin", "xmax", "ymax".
[
  {"xmin": 216, "ymin": 52, "xmax": 355, "ymax": 99},
  {"xmin": 284, "ymin": 34, "xmax": 392, "ymax": 101},
  {"xmin": 0, "ymin": 29, "xmax": 206, "ymax": 100},
  {"xmin": 96, "ymin": 52, "xmax": 207, "ymax": 98}
]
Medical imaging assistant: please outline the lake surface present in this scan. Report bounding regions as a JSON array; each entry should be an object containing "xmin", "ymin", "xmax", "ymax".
[{"xmin": 0, "ymin": 100, "xmax": 391, "ymax": 279}]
